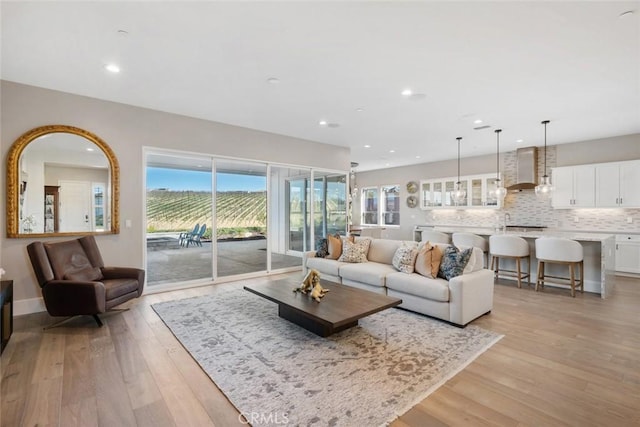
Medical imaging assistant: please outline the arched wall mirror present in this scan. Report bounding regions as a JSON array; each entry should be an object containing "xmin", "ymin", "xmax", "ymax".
[{"xmin": 6, "ymin": 125, "xmax": 120, "ymax": 238}]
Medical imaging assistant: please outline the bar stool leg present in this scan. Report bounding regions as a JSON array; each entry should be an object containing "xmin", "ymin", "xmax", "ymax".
[
  {"xmin": 535, "ymin": 261, "xmax": 544, "ymax": 291},
  {"xmin": 580, "ymin": 260, "xmax": 584, "ymax": 293},
  {"xmin": 569, "ymin": 263, "xmax": 576, "ymax": 297},
  {"xmin": 516, "ymin": 258, "xmax": 522, "ymax": 288},
  {"xmin": 527, "ymin": 255, "xmax": 531, "ymax": 286}
]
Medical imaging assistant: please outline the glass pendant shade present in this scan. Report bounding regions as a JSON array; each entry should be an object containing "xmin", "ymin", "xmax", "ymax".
[
  {"xmin": 535, "ymin": 120, "xmax": 553, "ymax": 199},
  {"xmin": 452, "ymin": 137, "xmax": 466, "ymax": 204},
  {"xmin": 493, "ymin": 129, "xmax": 507, "ymax": 203}
]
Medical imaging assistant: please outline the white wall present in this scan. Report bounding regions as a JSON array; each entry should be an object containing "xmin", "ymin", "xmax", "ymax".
[{"xmin": 1, "ymin": 81, "xmax": 350, "ymax": 307}]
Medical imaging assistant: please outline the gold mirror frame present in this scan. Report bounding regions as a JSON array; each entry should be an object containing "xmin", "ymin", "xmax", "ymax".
[{"xmin": 6, "ymin": 124, "xmax": 120, "ymax": 238}]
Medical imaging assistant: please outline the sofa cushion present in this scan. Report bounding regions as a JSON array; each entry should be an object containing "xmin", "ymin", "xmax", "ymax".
[
  {"xmin": 338, "ymin": 238, "xmax": 371, "ymax": 263},
  {"xmin": 460, "ymin": 246, "xmax": 483, "ymax": 274},
  {"xmin": 415, "ymin": 242, "xmax": 442, "ymax": 279},
  {"xmin": 392, "ymin": 243, "xmax": 418, "ymax": 273},
  {"xmin": 386, "ymin": 272, "xmax": 450, "ymax": 302},
  {"xmin": 438, "ymin": 246, "xmax": 473, "ymax": 280},
  {"xmin": 339, "ymin": 262, "xmax": 396, "ymax": 288},
  {"xmin": 306, "ymin": 257, "xmax": 346, "ymax": 277},
  {"xmin": 367, "ymin": 239, "xmax": 406, "ymax": 264}
]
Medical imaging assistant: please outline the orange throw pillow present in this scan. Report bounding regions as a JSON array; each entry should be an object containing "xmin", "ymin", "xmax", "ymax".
[
  {"xmin": 415, "ymin": 242, "xmax": 442, "ymax": 279},
  {"xmin": 325, "ymin": 234, "xmax": 343, "ymax": 260}
]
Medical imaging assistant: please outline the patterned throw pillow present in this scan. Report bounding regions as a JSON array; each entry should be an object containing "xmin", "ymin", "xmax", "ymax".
[
  {"xmin": 315, "ymin": 238, "xmax": 329, "ymax": 258},
  {"xmin": 415, "ymin": 242, "xmax": 442, "ymax": 279},
  {"xmin": 437, "ymin": 245, "xmax": 473, "ymax": 280},
  {"xmin": 338, "ymin": 238, "xmax": 371, "ymax": 263},
  {"xmin": 392, "ymin": 243, "xmax": 419, "ymax": 274}
]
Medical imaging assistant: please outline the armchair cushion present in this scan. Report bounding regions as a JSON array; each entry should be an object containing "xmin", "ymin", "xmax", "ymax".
[{"xmin": 64, "ymin": 266, "xmax": 103, "ymax": 282}]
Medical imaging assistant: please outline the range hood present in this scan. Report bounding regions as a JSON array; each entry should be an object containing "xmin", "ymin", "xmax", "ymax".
[{"xmin": 507, "ymin": 146, "xmax": 538, "ymax": 191}]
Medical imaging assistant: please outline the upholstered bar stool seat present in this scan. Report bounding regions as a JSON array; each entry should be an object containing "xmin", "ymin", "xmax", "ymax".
[
  {"xmin": 489, "ymin": 235, "xmax": 530, "ymax": 288},
  {"xmin": 535, "ymin": 237, "xmax": 584, "ymax": 297},
  {"xmin": 420, "ymin": 231, "xmax": 451, "ymax": 244},
  {"xmin": 453, "ymin": 232, "xmax": 489, "ymax": 267}
]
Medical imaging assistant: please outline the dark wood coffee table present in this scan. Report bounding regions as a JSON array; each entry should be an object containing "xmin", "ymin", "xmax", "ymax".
[{"xmin": 244, "ymin": 278, "xmax": 402, "ymax": 337}]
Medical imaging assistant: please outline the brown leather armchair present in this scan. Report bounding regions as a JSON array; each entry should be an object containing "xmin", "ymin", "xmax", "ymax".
[{"xmin": 27, "ymin": 235, "xmax": 145, "ymax": 327}]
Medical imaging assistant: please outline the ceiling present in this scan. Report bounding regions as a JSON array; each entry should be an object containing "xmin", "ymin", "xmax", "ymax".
[{"xmin": 2, "ymin": 1, "xmax": 639, "ymax": 171}]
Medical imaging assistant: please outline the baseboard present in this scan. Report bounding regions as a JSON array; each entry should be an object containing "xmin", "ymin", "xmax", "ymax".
[{"xmin": 14, "ymin": 297, "xmax": 46, "ymax": 315}]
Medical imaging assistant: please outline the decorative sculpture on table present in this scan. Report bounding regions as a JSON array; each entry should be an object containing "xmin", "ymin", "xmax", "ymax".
[{"xmin": 294, "ymin": 269, "xmax": 330, "ymax": 302}]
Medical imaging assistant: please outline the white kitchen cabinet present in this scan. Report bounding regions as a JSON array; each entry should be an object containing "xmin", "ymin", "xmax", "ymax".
[
  {"xmin": 420, "ymin": 173, "xmax": 501, "ymax": 210},
  {"xmin": 615, "ymin": 235, "xmax": 640, "ymax": 274},
  {"xmin": 596, "ymin": 161, "xmax": 640, "ymax": 208},
  {"xmin": 551, "ymin": 165, "xmax": 595, "ymax": 208}
]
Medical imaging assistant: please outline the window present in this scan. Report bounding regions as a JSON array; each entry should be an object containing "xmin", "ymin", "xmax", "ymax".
[
  {"xmin": 361, "ymin": 185, "xmax": 401, "ymax": 226},
  {"xmin": 361, "ymin": 187, "xmax": 379, "ymax": 225},
  {"xmin": 381, "ymin": 185, "xmax": 400, "ymax": 226}
]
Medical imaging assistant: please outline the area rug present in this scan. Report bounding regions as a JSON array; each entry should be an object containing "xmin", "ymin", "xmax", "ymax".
[{"xmin": 152, "ymin": 288, "xmax": 502, "ymax": 427}]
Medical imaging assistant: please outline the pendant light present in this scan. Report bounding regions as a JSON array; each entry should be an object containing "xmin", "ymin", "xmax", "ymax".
[
  {"xmin": 494, "ymin": 129, "xmax": 507, "ymax": 202},
  {"xmin": 451, "ymin": 137, "xmax": 466, "ymax": 204},
  {"xmin": 535, "ymin": 120, "xmax": 554, "ymax": 199}
]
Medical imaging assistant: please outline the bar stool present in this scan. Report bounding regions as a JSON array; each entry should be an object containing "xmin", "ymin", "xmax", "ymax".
[
  {"xmin": 489, "ymin": 235, "xmax": 530, "ymax": 288},
  {"xmin": 420, "ymin": 231, "xmax": 451, "ymax": 244},
  {"xmin": 452, "ymin": 232, "xmax": 489, "ymax": 267},
  {"xmin": 535, "ymin": 237, "xmax": 584, "ymax": 297}
]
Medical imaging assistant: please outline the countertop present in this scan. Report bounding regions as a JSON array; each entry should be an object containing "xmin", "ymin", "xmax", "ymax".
[{"xmin": 425, "ymin": 226, "xmax": 615, "ymax": 242}]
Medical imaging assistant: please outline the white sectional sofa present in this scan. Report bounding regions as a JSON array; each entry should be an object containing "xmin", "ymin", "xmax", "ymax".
[{"xmin": 303, "ymin": 237, "xmax": 494, "ymax": 327}]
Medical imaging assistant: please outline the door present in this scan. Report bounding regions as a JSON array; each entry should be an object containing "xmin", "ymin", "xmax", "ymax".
[
  {"xmin": 58, "ymin": 180, "xmax": 92, "ymax": 232},
  {"xmin": 620, "ymin": 162, "xmax": 640, "ymax": 207},
  {"xmin": 595, "ymin": 164, "xmax": 620, "ymax": 207}
]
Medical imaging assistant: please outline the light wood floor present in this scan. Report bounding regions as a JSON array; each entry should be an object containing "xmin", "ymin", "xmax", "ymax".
[{"xmin": 2, "ymin": 274, "xmax": 639, "ymax": 427}]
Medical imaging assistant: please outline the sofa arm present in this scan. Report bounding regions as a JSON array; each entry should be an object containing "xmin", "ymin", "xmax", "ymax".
[
  {"xmin": 42, "ymin": 280, "xmax": 106, "ymax": 316},
  {"xmin": 448, "ymin": 269, "xmax": 494, "ymax": 326},
  {"xmin": 302, "ymin": 251, "xmax": 317, "ymax": 276}
]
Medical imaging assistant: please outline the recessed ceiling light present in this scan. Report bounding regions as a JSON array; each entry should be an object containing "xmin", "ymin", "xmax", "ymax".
[
  {"xmin": 356, "ymin": 107, "xmax": 364, "ymax": 112},
  {"xmin": 516, "ymin": 139, "xmax": 524, "ymax": 143},
  {"xmin": 86, "ymin": 148, "xmax": 95, "ymax": 152},
  {"xmin": 401, "ymin": 89, "xmax": 413, "ymax": 97},
  {"xmin": 385, "ymin": 163, "xmax": 390, "ymax": 167},
  {"xmin": 319, "ymin": 120, "xmax": 328, "ymax": 126},
  {"xmin": 389, "ymin": 149, "xmax": 395, "ymax": 153},
  {"xmin": 266, "ymin": 77, "xmax": 280, "ymax": 84},
  {"xmin": 105, "ymin": 63, "xmax": 121, "ymax": 73},
  {"xmin": 364, "ymin": 144, "xmax": 371, "ymax": 148},
  {"xmin": 474, "ymin": 119, "xmax": 483, "ymax": 124},
  {"xmin": 416, "ymin": 155, "xmax": 421, "ymax": 159},
  {"xmin": 117, "ymin": 29, "xmax": 129, "ymax": 36},
  {"xmin": 619, "ymin": 10, "xmax": 634, "ymax": 18}
]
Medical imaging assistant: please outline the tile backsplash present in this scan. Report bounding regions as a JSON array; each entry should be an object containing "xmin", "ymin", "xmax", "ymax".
[{"xmin": 422, "ymin": 146, "xmax": 640, "ymax": 233}]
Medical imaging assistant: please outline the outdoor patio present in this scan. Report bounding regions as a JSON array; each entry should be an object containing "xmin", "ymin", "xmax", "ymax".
[{"xmin": 146, "ymin": 234, "xmax": 302, "ymax": 285}]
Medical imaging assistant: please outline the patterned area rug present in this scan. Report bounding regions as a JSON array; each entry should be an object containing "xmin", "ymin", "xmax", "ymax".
[{"xmin": 152, "ymin": 287, "xmax": 502, "ymax": 427}]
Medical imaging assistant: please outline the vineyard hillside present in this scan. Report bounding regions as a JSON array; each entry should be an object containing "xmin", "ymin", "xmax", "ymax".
[{"xmin": 147, "ymin": 190, "xmax": 266, "ymax": 231}]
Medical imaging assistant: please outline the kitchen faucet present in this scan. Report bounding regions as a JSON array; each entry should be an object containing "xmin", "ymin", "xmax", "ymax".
[{"xmin": 503, "ymin": 213, "xmax": 511, "ymax": 232}]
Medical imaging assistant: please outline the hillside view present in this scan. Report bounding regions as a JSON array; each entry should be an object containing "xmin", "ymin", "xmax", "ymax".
[{"xmin": 147, "ymin": 190, "xmax": 267, "ymax": 233}]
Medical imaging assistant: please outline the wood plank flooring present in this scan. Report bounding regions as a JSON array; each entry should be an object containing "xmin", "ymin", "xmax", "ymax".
[{"xmin": 2, "ymin": 274, "xmax": 639, "ymax": 426}]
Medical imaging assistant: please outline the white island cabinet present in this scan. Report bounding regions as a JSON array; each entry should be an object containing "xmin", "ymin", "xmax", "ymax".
[{"xmin": 417, "ymin": 226, "xmax": 616, "ymax": 299}]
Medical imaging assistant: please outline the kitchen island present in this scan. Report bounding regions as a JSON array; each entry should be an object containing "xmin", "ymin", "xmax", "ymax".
[{"xmin": 414, "ymin": 225, "xmax": 615, "ymax": 298}]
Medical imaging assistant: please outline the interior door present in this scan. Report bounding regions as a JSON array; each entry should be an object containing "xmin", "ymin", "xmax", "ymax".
[{"xmin": 58, "ymin": 180, "xmax": 92, "ymax": 232}]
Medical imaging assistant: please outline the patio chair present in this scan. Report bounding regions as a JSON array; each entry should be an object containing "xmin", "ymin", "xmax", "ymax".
[
  {"xmin": 186, "ymin": 224, "xmax": 207, "ymax": 247},
  {"xmin": 179, "ymin": 223, "xmax": 199, "ymax": 246}
]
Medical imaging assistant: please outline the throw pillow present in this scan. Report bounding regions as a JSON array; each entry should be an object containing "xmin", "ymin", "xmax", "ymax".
[
  {"xmin": 315, "ymin": 238, "xmax": 329, "ymax": 258},
  {"xmin": 392, "ymin": 243, "xmax": 419, "ymax": 274},
  {"xmin": 64, "ymin": 266, "xmax": 103, "ymax": 282},
  {"xmin": 338, "ymin": 238, "xmax": 371, "ymax": 263},
  {"xmin": 415, "ymin": 242, "xmax": 442, "ymax": 279},
  {"xmin": 438, "ymin": 245, "xmax": 473, "ymax": 280},
  {"xmin": 325, "ymin": 233, "xmax": 343, "ymax": 260}
]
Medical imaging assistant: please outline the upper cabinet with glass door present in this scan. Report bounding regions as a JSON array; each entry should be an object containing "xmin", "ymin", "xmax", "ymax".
[{"xmin": 420, "ymin": 173, "xmax": 502, "ymax": 210}]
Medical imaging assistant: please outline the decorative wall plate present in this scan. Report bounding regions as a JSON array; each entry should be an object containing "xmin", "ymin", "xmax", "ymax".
[
  {"xmin": 406, "ymin": 195, "xmax": 418, "ymax": 208},
  {"xmin": 406, "ymin": 181, "xmax": 418, "ymax": 194}
]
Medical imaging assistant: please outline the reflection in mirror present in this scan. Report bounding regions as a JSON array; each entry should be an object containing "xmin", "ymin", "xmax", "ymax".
[{"xmin": 6, "ymin": 125, "xmax": 119, "ymax": 238}]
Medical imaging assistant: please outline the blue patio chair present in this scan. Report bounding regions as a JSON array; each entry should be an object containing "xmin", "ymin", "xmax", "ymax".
[
  {"xmin": 179, "ymin": 223, "xmax": 199, "ymax": 246},
  {"xmin": 186, "ymin": 224, "xmax": 207, "ymax": 247}
]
